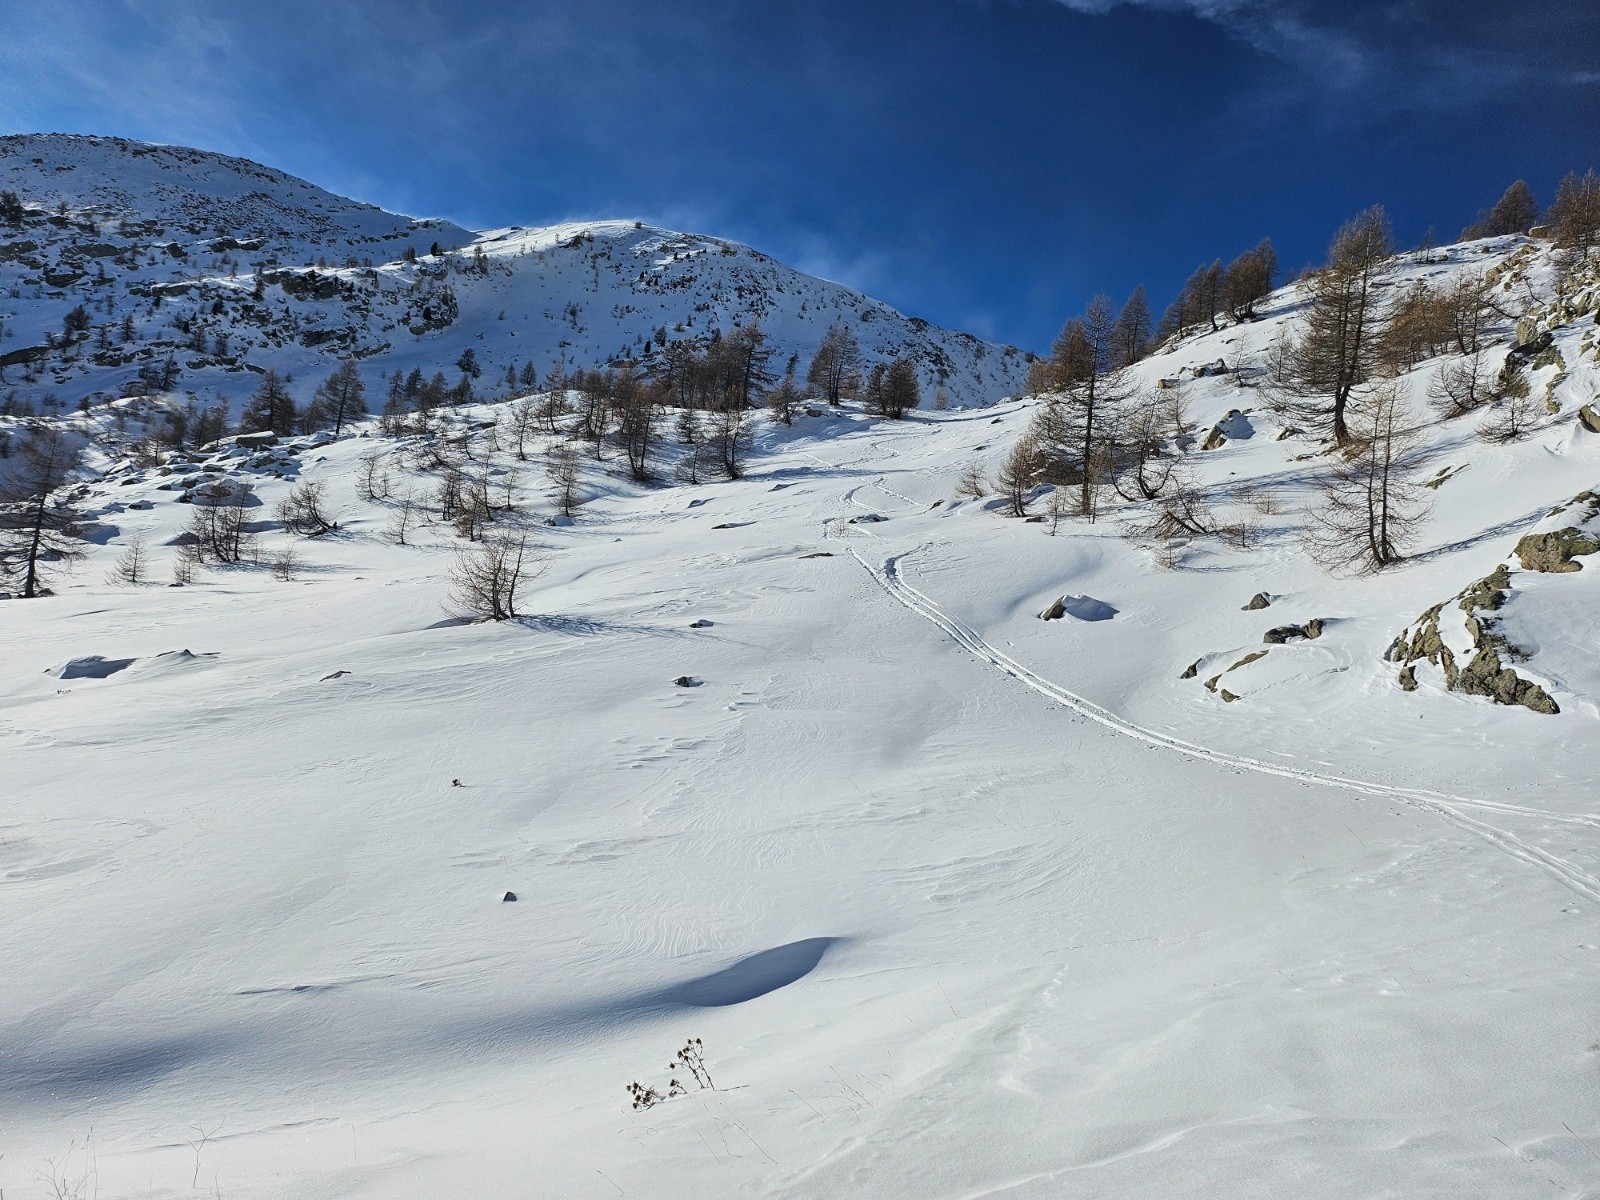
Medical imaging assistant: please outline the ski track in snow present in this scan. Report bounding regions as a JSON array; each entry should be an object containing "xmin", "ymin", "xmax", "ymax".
[{"xmin": 832, "ymin": 515, "xmax": 1600, "ymax": 907}]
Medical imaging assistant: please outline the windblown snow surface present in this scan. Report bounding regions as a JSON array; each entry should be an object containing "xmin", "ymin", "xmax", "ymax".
[{"xmin": 4, "ymin": 236, "xmax": 1600, "ymax": 1198}]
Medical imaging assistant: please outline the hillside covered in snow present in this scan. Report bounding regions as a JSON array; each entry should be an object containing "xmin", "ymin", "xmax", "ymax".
[
  {"xmin": 3, "ymin": 142, "xmax": 1600, "ymax": 1199},
  {"xmin": 0, "ymin": 134, "xmax": 1029, "ymax": 415}
]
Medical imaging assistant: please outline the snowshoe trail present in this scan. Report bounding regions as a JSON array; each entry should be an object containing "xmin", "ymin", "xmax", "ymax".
[{"xmin": 847, "ymin": 536, "xmax": 1600, "ymax": 907}]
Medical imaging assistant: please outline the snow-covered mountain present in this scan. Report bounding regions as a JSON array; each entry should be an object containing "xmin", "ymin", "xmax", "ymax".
[{"xmin": 0, "ymin": 134, "xmax": 1029, "ymax": 411}]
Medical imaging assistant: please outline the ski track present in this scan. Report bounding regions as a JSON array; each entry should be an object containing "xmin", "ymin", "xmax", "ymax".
[{"xmin": 833, "ymin": 517, "xmax": 1600, "ymax": 907}]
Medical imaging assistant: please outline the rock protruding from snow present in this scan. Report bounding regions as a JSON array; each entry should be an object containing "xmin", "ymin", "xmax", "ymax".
[
  {"xmin": 1514, "ymin": 527, "xmax": 1599, "ymax": 573},
  {"xmin": 1391, "ymin": 565, "xmax": 1560, "ymax": 715},
  {"xmin": 1263, "ymin": 620, "xmax": 1323, "ymax": 644},
  {"xmin": 1039, "ymin": 595, "xmax": 1117, "ymax": 622}
]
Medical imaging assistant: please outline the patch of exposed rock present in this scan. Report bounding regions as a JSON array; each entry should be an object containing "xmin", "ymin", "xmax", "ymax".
[
  {"xmin": 1263, "ymin": 619, "xmax": 1323, "ymax": 644},
  {"xmin": 1513, "ymin": 492, "xmax": 1600, "ymax": 572},
  {"xmin": 1390, "ymin": 564, "xmax": 1558, "ymax": 714}
]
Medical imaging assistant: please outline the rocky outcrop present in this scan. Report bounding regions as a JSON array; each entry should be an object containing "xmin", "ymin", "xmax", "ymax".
[
  {"xmin": 1242, "ymin": 592, "xmax": 1271, "ymax": 611},
  {"xmin": 1514, "ymin": 527, "xmax": 1599, "ymax": 573},
  {"xmin": 1580, "ymin": 404, "xmax": 1600, "ymax": 434},
  {"xmin": 1201, "ymin": 649, "xmax": 1269, "ymax": 700},
  {"xmin": 1389, "ymin": 564, "xmax": 1559, "ymax": 715},
  {"xmin": 1506, "ymin": 330, "xmax": 1553, "ymax": 366}
]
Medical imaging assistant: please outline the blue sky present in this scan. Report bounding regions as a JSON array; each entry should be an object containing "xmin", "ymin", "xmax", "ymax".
[{"xmin": 2, "ymin": 0, "xmax": 1596, "ymax": 350}]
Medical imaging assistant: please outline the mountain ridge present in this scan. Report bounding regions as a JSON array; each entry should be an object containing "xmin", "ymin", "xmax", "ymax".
[{"xmin": 0, "ymin": 133, "xmax": 1030, "ymax": 412}]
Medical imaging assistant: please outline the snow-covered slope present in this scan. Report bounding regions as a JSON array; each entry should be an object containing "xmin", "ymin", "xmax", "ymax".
[
  {"xmin": 0, "ymin": 133, "xmax": 473, "ymax": 259},
  {"xmin": 5, "ymin": 231, "xmax": 1600, "ymax": 1197},
  {"xmin": 4, "ymin": 149, "xmax": 1600, "ymax": 1198},
  {"xmin": 0, "ymin": 134, "xmax": 1029, "ymax": 410}
]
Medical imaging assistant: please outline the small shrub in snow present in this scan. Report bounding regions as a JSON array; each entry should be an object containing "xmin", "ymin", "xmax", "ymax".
[
  {"xmin": 626, "ymin": 1038, "xmax": 714, "ymax": 1110},
  {"xmin": 627, "ymin": 1079, "xmax": 684, "ymax": 1111},
  {"xmin": 271, "ymin": 544, "xmax": 301, "ymax": 581},
  {"xmin": 671, "ymin": 1037, "xmax": 714, "ymax": 1090}
]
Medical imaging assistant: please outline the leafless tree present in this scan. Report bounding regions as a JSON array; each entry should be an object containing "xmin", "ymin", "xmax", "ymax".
[
  {"xmin": 766, "ymin": 369, "xmax": 802, "ymax": 426},
  {"xmin": 495, "ymin": 466, "xmax": 522, "ymax": 513},
  {"xmin": 806, "ymin": 322, "xmax": 862, "ymax": 405},
  {"xmin": 955, "ymin": 459, "xmax": 986, "ymax": 500},
  {"xmin": 1462, "ymin": 180, "xmax": 1538, "ymax": 239},
  {"xmin": 271, "ymin": 543, "xmax": 301, "ymax": 581},
  {"xmin": 871, "ymin": 357, "xmax": 922, "ymax": 419},
  {"xmin": 386, "ymin": 492, "xmax": 419, "ymax": 545},
  {"xmin": 172, "ymin": 543, "xmax": 199, "ymax": 583},
  {"xmin": 1304, "ymin": 382, "xmax": 1429, "ymax": 573},
  {"xmin": 1548, "ymin": 169, "xmax": 1600, "ymax": 262},
  {"xmin": 706, "ymin": 403, "xmax": 752, "ymax": 479},
  {"xmin": 1046, "ymin": 483, "xmax": 1069, "ymax": 535},
  {"xmin": 1428, "ymin": 348, "xmax": 1502, "ymax": 417},
  {"xmin": 537, "ymin": 389, "xmax": 569, "ymax": 436},
  {"xmin": 1277, "ymin": 205, "xmax": 1393, "ymax": 444},
  {"xmin": 276, "ymin": 480, "xmax": 336, "ymax": 536},
  {"xmin": 1124, "ymin": 468, "xmax": 1218, "ymax": 542},
  {"xmin": 1034, "ymin": 295, "xmax": 1130, "ymax": 517},
  {"xmin": 454, "ymin": 472, "xmax": 495, "ymax": 540},
  {"xmin": 575, "ymin": 369, "xmax": 614, "ymax": 460},
  {"xmin": 1223, "ymin": 239, "xmax": 1278, "ymax": 321},
  {"xmin": 547, "ymin": 440, "xmax": 582, "ymax": 517},
  {"xmin": 507, "ymin": 396, "xmax": 540, "ymax": 460},
  {"xmin": 1158, "ymin": 259, "xmax": 1225, "ymax": 341},
  {"xmin": 1384, "ymin": 272, "xmax": 1501, "ymax": 375},
  {"xmin": 0, "ymin": 424, "xmax": 85, "ymax": 597},
  {"xmin": 434, "ymin": 466, "xmax": 465, "ymax": 524},
  {"xmin": 106, "ymin": 534, "xmax": 149, "ymax": 585},
  {"xmin": 1476, "ymin": 373, "xmax": 1542, "ymax": 443},
  {"xmin": 186, "ymin": 482, "xmax": 258, "ymax": 564},
  {"xmin": 307, "ymin": 358, "xmax": 367, "ymax": 436},
  {"xmin": 1113, "ymin": 390, "xmax": 1183, "ymax": 501},
  {"xmin": 673, "ymin": 432, "xmax": 713, "ymax": 486},
  {"xmin": 996, "ymin": 436, "xmax": 1042, "ymax": 517},
  {"xmin": 616, "ymin": 373, "xmax": 660, "ymax": 481},
  {"xmin": 449, "ymin": 531, "xmax": 541, "ymax": 620},
  {"xmin": 1110, "ymin": 285, "xmax": 1153, "ymax": 366},
  {"xmin": 355, "ymin": 452, "xmax": 391, "ymax": 501}
]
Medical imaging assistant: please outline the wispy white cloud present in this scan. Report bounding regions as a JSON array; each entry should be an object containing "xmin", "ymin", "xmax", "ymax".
[{"xmin": 1048, "ymin": 0, "xmax": 1593, "ymax": 99}]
